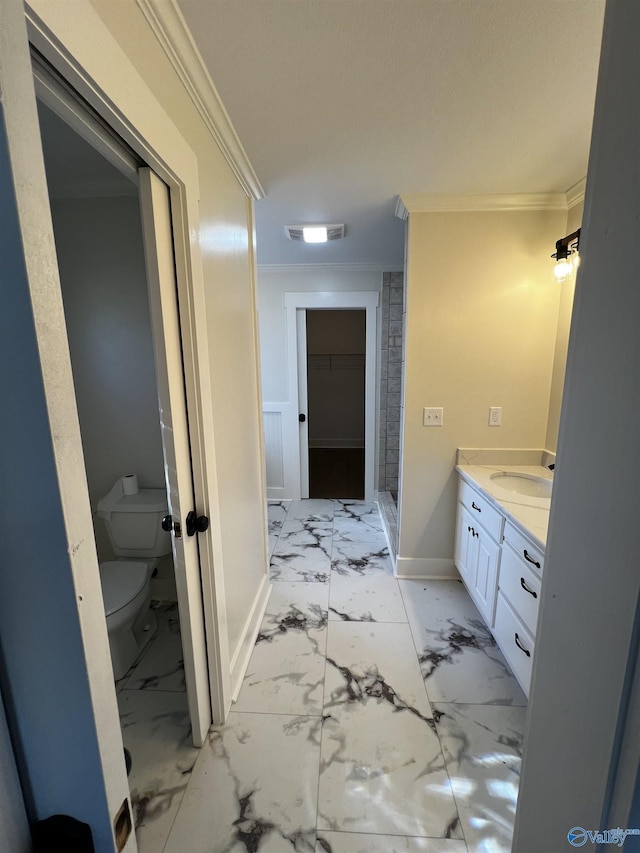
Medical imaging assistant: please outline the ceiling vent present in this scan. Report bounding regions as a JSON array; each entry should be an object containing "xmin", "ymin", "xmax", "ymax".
[{"xmin": 285, "ymin": 224, "xmax": 345, "ymax": 242}]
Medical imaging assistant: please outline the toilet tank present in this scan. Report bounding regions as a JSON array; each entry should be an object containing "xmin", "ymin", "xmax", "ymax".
[{"xmin": 97, "ymin": 480, "xmax": 172, "ymax": 558}]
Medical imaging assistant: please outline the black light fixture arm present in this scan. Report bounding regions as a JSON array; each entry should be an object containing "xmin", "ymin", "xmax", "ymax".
[{"xmin": 552, "ymin": 228, "xmax": 581, "ymax": 261}]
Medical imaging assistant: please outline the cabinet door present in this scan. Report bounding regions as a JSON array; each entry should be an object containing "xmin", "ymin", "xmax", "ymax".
[
  {"xmin": 474, "ymin": 529, "xmax": 501, "ymax": 627},
  {"xmin": 455, "ymin": 503, "xmax": 478, "ymax": 588}
]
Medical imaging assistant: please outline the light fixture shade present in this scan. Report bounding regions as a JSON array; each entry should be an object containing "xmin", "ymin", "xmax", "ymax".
[
  {"xmin": 302, "ymin": 226, "xmax": 328, "ymax": 243},
  {"xmin": 554, "ymin": 258, "xmax": 573, "ymax": 281},
  {"xmin": 551, "ymin": 228, "xmax": 581, "ymax": 282}
]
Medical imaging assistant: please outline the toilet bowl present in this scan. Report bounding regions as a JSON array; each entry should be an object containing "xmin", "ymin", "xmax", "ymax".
[
  {"xmin": 99, "ymin": 560, "xmax": 157, "ymax": 680},
  {"xmin": 97, "ymin": 477, "xmax": 172, "ymax": 680}
]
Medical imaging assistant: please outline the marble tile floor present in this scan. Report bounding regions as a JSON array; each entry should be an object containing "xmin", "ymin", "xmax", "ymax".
[
  {"xmin": 160, "ymin": 499, "xmax": 527, "ymax": 853},
  {"xmin": 116, "ymin": 601, "xmax": 198, "ymax": 852}
]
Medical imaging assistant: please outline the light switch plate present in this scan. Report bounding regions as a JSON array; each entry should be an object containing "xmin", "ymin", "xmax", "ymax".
[
  {"xmin": 489, "ymin": 406, "xmax": 502, "ymax": 426},
  {"xmin": 423, "ymin": 407, "xmax": 443, "ymax": 426}
]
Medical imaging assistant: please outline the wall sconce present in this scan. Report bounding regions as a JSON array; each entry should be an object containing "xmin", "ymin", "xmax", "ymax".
[{"xmin": 552, "ymin": 229, "xmax": 581, "ymax": 282}]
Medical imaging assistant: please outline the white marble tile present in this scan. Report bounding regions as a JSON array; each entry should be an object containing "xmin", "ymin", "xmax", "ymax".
[
  {"xmin": 433, "ymin": 703, "xmax": 526, "ymax": 853},
  {"xmin": 318, "ymin": 622, "xmax": 461, "ymax": 839},
  {"xmin": 316, "ymin": 833, "xmax": 468, "ymax": 852},
  {"xmin": 288, "ymin": 499, "xmax": 335, "ymax": 522},
  {"xmin": 332, "ymin": 517, "xmax": 388, "ymax": 547},
  {"xmin": 400, "ymin": 580, "xmax": 527, "ymax": 706},
  {"xmin": 331, "ymin": 541, "xmax": 390, "ymax": 577},
  {"xmin": 234, "ymin": 582, "xmax": 329, "ymax": 715},
  {"xmin": 165, "ymin": 712, "xmax": 321, "ymax": 853},
  {"xmin": 333, "ymin": 500, "xmax": 384, "ymax": 528},
  {"xmin": 270, "ymin": 521, "xmax": 333, "ymax": 582},
  {"xmin": 120, "ymin": 602, "xmax": 185, "ymax": 692},
  {"xmin": 117, "ymin": 689, "xmax": 199, "ymax": 853},
  {"xmin": 329, "ymin": 568, "xmax": 406, "ymax": 623},
  {"xmin": 268, "ymin": 532, "xmax": 279, "ymax": 559},
  {"xmin": 267, "ymin": 500, "xmax": 290, "ymax": 535}
]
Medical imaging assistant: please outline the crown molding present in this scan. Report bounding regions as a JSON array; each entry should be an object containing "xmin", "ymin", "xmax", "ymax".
[
  {"xmin": 135, "ymin": 0, "xmax": 264, "ymax": 200},
  {"xmin": 257, "ymin": 263, "xmax": 404, "ymax": 274},
  {"xmin": 566, "ymin": 178, "xmax": 587, "ymax": 210},
  {"xmin": 401, "ymin": 192, "xmax": 569, "ymax": 213},
  {"xmin": 395, "ymin": 196, "xmax": 409, "ymax": 220}
]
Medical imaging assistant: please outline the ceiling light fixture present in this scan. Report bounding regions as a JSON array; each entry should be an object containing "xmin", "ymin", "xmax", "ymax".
[
  {"xmin": 303, "ymin": 226, "xmax": 328, "ymax": 243},
  {"xmin": 552, "ymin": 229, "xmax": 581, "ymax": 282},
  {"xmin": 284, "ymin": 224, "xmax": 346, "ymax": 243}
]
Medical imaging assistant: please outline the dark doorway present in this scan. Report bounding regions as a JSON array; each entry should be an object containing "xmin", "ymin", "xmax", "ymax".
[{"xmin": 306, "ymin": 309, "xmax": 366, "ymax": 499}]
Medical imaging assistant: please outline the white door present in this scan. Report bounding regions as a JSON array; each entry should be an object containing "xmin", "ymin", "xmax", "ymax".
[
  {"xmin": 296, "ymin": 309, "xmax": 310, "ymax": 498},
  {"xmin": 138, "ymin": 168, "xmax": 211, "ymax": 747},
  {"xmin": 284, "ymin": 291, "xmax": 379, "ymax": 502}
]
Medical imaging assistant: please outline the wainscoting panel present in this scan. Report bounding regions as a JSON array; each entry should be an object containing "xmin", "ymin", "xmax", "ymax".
[{"xmin": 263, "ymin": 402, "xmax": 295, "ymax": 499}]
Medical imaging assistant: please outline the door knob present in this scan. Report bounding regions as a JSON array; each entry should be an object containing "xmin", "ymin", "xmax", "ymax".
[
  {"xmin": 161, "ymin": 515, "xmax": 182, "ymax": 538},
  {"xmin": 186, "ymin": 510, "xmax": 209, "ymax": 537},
  {"xmin": 299, "ymin": 413, "xmax": 306, "ymax": 423}
]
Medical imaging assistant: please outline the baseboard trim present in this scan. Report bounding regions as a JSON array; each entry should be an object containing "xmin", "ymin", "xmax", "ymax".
[
  {"xmin": 229, "ymin": 575, "xmax": 272, "ymax": 702},
  {"xmin": 395, "ymin": 557, "xmax": 459, "ymax": 580}
]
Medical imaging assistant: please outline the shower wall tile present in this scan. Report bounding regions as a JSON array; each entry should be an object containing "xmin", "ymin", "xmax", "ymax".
[{"xmin": 379, "ymin": 272, "xmax": 406, "ymax": 496}]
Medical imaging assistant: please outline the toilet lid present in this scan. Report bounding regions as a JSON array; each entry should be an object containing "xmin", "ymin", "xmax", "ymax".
[{"xmin": 99, "ymin": 561, "xmax": 148, "ymax": 616}]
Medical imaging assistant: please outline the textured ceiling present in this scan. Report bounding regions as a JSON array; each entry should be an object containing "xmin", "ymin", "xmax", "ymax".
[{"xmin": 178, "ymin": 0, "xmax": 605, "ymax": 265}]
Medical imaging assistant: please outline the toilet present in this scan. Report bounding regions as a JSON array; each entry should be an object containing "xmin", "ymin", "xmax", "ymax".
[{"xmin": 97, "ymin": 477, "xmax": 172, "ymax": 680}]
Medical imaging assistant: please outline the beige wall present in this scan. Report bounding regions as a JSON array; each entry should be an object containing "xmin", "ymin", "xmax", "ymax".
[
  {"xmin": 545, "ymin": 201, "xmax": 584, "ymax": 451},
  {"xmin": 399, "ymin": 209, "xmax": 565, "ymax": 572}
]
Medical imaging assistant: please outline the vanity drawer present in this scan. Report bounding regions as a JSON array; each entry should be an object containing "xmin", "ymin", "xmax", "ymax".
[
  {"xmin": 503, "ymin": 520, "xmax": 544, "ymax": 575},
  {"xmin": 493, "ymin": 591, "xmax": 535, "ymax": 697},
  {"xmin": 499, "ymin": 541, "xmax": 541, "ymax": 638},
  {"xmin": 458, "ymin": 479, "xmax": 504, "ymax": 542}
]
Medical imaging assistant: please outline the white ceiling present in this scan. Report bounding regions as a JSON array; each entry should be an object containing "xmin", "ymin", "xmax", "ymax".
[{"xmin": 177, "ymin": 0, "xmax": 605, "ymax": 266}]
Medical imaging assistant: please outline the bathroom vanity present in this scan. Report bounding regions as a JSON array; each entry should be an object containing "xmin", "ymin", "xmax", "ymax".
[{"xmin": 454, "ymin": 452, "xmax": 553, "ymax": 697}]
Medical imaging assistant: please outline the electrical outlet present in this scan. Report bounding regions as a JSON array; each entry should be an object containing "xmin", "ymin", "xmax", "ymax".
[
  {"xmin": 489, "ymin": 406, "xmax": 502, "ymax": 426},
  {"xmin": 423, "ymin": 407, "xmax": 443, "ymax": 427}
]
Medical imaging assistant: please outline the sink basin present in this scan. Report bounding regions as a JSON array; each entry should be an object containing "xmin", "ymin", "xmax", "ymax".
[{"xmin": 490, "ymin": 472, "xmax": 552, "ymax": 499}]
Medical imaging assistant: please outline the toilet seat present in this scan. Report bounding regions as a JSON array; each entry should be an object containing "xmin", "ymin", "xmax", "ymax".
[{"xmin": 99, "ymin": 561, "xmax": 148, "ymax": 616}]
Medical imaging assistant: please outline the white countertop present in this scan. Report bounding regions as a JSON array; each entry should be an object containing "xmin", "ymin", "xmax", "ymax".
[{"xmin": 455, "ymin": 463, "xmax": 553, "ymax": 550}]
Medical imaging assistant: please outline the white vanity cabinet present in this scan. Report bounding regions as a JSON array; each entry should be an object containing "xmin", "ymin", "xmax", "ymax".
[
  {"xmin": 454, "ymin": 479, "xmax": 504, "ymax": 627},
  {"xmin": 493, "ymin": 521, "xmax": 543, "ymax": 697},
  {"xmin": 454, "ymin": 475, "xmax": 546, "ymax": 698}
]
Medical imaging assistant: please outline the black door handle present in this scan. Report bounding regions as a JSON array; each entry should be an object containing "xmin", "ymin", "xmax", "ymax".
[
  {"xmin": 161, "ymin": 515, "xmax": 182, "ymax": 538},
  {"xmin": 186, "ymin": 510, "xmax": 209, "ymax": 537},
  {"xmin": 299, "ymin": 413, "xmax": 306, "ymax": 423}
]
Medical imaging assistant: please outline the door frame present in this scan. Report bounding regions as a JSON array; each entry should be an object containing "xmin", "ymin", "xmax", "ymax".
[
  {"xmin": 24, "ymin": 6, "xmax": 233, "ymax": 722},
  {"xmin": 284, "ymin": 291, "xmax": 379, "ymax": 502}
]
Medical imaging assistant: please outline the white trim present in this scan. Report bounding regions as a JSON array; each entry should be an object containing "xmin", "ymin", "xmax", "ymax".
[
  {"xmin": 285, "ymin": 291, "xmax": 380, "ymax": 310},
  {"xmin": 230, "ymin": 577, "xmax": 272, "ymax": 702},
  {"xmin": 258, "ymin": 263, "xmax": 404, "ymax": 274},
  {"xmin": 134, "ymin": 0, "xmax": 264, "ymax": 201},
  {"xmin": 284, "ymin": 291, "xmax": 379, "ymax": 502},
  {"xmin": 395, "ymin": 557, "xmax": 458, "ymax": 579},
  {"xmin": 395, "ymin": 196, "xmax": 409, "ymax": 220},
  {"xmin": 566, "ymin": 177, "xmax": 587, "ymax": 210},
  {"xmin": 296, "ymin": 310, "xmax": 310, "ymax": 498},
  {"xmin": 401, "ymin": 192, "xmax": 569, "ymax": 214}
]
